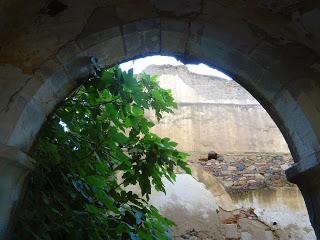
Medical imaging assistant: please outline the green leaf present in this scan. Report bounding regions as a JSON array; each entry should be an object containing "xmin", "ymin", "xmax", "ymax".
[
  {"xmin": 86, "ymin": 175, "xmax": 106, "ymax": 189},
  {"xmin": 132, "ymin": 105, "xmax": 144, "ymax": 116},
  {"xmin": 86, "ymin": 204, "xmax": 100, "ymax": 215}
]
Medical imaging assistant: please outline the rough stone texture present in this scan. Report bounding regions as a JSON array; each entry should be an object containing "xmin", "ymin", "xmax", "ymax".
[
  {"xmin": 1, "ymin": 0, "xmax": 320, "ymax": 238},
  {"xmin": 197, "ymin": 152, "xmax": 294, "ymax": 192},
  {"xmin": 241, "ymin": 232, "xmax": 252, "ymax": 240},
  {"xmin": 0, "ymin": 144, "xmax": 34, "ymax": 238},
  {"xmin": 123, "ymin": 18, "xmax": 161, "ymax": 59},
  {"xmin": 223, "ymin": 223, "xmax": 239, "ymax": 239}
]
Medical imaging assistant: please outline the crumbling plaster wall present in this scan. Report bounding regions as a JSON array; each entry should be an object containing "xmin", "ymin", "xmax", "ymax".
[{"xmin": 145, "ymin": 65, "xmax": 290, "ymax": 153}]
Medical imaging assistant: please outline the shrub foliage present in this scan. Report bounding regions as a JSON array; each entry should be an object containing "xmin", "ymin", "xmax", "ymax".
[{"xmin": 14, "ymin": 66, "xmax": 190, "ymax": 239}]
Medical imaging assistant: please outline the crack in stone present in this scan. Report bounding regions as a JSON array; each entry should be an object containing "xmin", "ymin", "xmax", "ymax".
[
  {"xmin": 1, "ymin": 77, "xmax": 32, "ymax": 114},
  {"xmin": 247, "ymin": 39, "xmax": 264, "ymax": 56},
  {"xmin": 115, "ymin": 6, "xmax": 128, "ymax": 58},
  {"xmin": 74, "ymin": 6, "xmax": 101, "ymax": 45},
  {"xmin": 183, "ymin": 20, "xmax": 192, "ymax": 60},
  {"xmin": 159, "ymin": 17, "xmax": 162, "ymax": 52}
]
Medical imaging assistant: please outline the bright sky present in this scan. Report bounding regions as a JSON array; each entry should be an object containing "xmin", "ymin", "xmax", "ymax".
[{"xmin": 119, "ymin": 55, "xmax": 232, "ymax": 80}]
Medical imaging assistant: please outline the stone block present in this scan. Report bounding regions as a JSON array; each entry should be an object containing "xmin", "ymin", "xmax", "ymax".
[
  {"xmin": 280, "ymin": 163, "xmax": 290, "ymax": 171},
  {"xmin": 247, "ymin": 165, "xmax": 257, "ymax": 171},
  {"xmin": 56, "ymin": 41, "xmax": 83, "ymax": 64},
  {"xmin": 249, "ymin": 41, "xmax": 283, "ymax": 71},
  {"xmin": 0, "ymin": 144, "xmax": 34, "ymax": 239},
  {"xmin": 236, "ymin": 163, "xmax": 246, "ymax": 171},
  {"xmin": 264, "ymin": 231, "xmax": 274, "ymax": 240},
  {"xmin": 224, "ymin": 181, "xmax": 234, "ymax": 188},
  {"xmin": 228, "ymin": 166, "xmax": 237, "ymax": 171},
  {"xmin": 224, "ymin": 224, "xmax": 239, "ymax": 239},
  {"xmin": 161, "ymin": 18, "xmax": 188, "ymax": 55},
  {"xmin": 246, "ymin": 180, "xmax": 256, "ymax": 186},
  {"xmin": 241, "ymin": 232, "xmax": 252, "ymax": 240},
  {"xmin": 255, "ymin": 174, "xmax": 265, "ymax": 181},
  {"xmin": 151, "ymin": 0, "xmax": 201, "ymax": 16},
  {"xmin": 84, "ymin": 36, "xmax": 125, "ymax": 67},
  {"xmin": 7, "ymin": 98, "xmax": 47, "ymax": 151},
  {"xmin": 123, "ymin": 19, "xmax": 160, "ymax": 59},
  {"xmin": 32, "ymin": 61, "xmax": 73, "ymax": 109},
  {"xmin": 77, "ymin": 26, "xmax": 121, "ymax": 50}
]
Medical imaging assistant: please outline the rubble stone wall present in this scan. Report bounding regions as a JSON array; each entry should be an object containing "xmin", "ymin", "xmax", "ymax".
[{"xmin": 193, "ymin": 152, "xmax": 294, "ymax": 192}]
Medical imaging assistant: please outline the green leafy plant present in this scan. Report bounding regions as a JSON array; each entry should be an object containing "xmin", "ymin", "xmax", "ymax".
[{"xmin": 14, "ymin": 65, "xmax": 191, "ymax": 240}]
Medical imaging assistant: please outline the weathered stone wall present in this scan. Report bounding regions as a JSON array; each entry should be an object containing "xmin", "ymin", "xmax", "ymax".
[
  {"xmin": 144, "ymin": 65, "xmax": 290, "ymax": 153},
  {"xmin": 194, "ymin": 152, "xmax": 294, "ymax": 192}
]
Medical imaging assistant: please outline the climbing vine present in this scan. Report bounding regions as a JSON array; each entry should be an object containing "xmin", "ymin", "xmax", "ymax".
[{"xmin": 14, "ymin": 65, "xmax": 190, "ymax": 239}]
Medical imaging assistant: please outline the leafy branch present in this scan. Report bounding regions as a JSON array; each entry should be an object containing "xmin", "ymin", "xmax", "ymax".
[{"xmin": 14, "ymin": 65, "xmax": 190, "ymax": 240}]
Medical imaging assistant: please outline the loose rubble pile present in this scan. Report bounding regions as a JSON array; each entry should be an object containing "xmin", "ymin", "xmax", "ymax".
[
  {"xmin": 195, "ymin": 151, "xmax": 294, "ymax": 192},
  {"xmin": 217, "ymin": 207, "xmax": 279, "ymax": 240},
  {"xmin": 175, "ymin": 207, "xmax": 279, "ymax": 240}
]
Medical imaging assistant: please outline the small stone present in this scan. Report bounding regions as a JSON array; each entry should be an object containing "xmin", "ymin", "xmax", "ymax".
[
  {"xmin": 236, "ymin": 163, "xmax": 246, "ymax": 171},
  {"xmin": 198, "ymin": 157, "xmax": 208, "ymax": 162},
  {"xmin": 280, "ymin": 163, "xmax": 290, "ymax": 171},
  {"xmin": 255, "ymin": 174, "xmax": 265, "ymax": 181},
  {"xmin": 243, "ymin": 173, "xmax": 255, "ymax": 177},
  {"xmin": 208, "ymin": 151, "xmax": 218, "ymax": 160},
  {"xmin": 241, "ymin": 232, "xmax": 252, "ymax": 240},
  {"xmin": 228, "ymin": 166, "xmax": 237, "ymax": 171},
  {"xmin": 224, "ymin": 181, "xmax": 234, "ymax": 188},
  {"xmin": 273, "ymin": 155, "xmax": 284, "ymax": 161},
  {"xmin": 233, "ymin": 176, "xmax": 240, "ymax": 181},
  {"xmin": 248, "ymin": 180, "xmax": 256, "ymax": 184},
  {"xmin": 217, "ymin": 154, "xmax": 224, "ymax": 162},
  {"xmin": 247, "ymin": 165, "xmax": 256, "ymax": 171}
]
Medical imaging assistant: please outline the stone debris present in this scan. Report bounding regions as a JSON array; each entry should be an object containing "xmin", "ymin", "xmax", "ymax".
[
  {"xmin": 175, "ymin": 206, "xmax": 280, "ymax": 240},
  {"xmin": 224, "ymin": 224, "xmax": 239, "ymax": 239},
  {"xmin": 208, "ymin": 151, "xmax": 218, "ymax": 160},
  {"xmin": 176, "ymin": 229, "xmax": 217, "ymax": 240},
  {"xmin": 217, "ymin": 207, "xmax": 279, "ymax": 240},
  {"xmin": 217, "ymin": 155, "xmax": 224, "ymax": 162}
]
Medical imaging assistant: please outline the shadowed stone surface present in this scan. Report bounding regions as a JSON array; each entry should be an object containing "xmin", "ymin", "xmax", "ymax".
[
  {"xmin": 1, "ymin": 0, "xmax": 320, "ymax": 238},
  {"xmin": 0, "ymin": 144, "xmax": 34, "ymax": 238}
]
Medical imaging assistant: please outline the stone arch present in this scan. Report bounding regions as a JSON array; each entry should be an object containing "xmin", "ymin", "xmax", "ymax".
[
  {"xmin": 4, "ymin": 18, "xmax": 320, "ymax": 165},
  {"xmin": 1, "ymin": 6, "xmax": 320, "ymax": 238}
]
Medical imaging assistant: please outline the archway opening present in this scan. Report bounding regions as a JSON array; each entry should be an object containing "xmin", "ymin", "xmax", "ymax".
[
  {"xmin": 1, "ymin": 19, "xmax": 319, "ymax": 239},
  {"xmin": 1, "ymin": 2, "xmax": 320, "ymax": 238},
  {"xmin": 5, "ymin": 52, "xmax": 312, "ymax": 238},
  {"xmin": 117, "ymin": 55, "xmax": 315, "ymax": 239}
]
